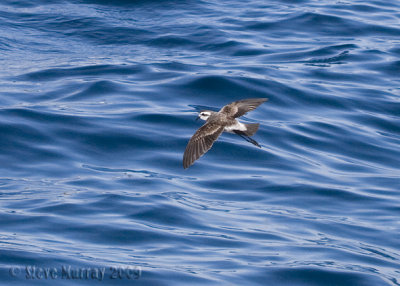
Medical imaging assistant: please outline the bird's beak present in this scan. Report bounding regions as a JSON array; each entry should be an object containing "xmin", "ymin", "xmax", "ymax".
[{"xmin": 195, "ymin": 116, "xmax": 200, "ymax": 121}]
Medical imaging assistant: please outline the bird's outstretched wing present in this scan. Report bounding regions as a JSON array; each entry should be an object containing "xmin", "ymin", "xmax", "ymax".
[
  {"xmin": 220, "ymin": 98, "xmax": 268, "ymax": 118},
  {"xmin": 183, "ymin": 122, "xmax": 225, "ymax": 169}
]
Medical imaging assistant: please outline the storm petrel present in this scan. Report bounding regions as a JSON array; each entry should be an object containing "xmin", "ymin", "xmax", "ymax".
[{"xmin": 183, "ymin": 98, "xmax": 268, "ymax": 169}]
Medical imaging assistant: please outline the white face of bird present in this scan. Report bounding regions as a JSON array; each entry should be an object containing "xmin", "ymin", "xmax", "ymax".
[{"xmin": 197, "ymin": 111, "xmax": 212, "ymax": 121}]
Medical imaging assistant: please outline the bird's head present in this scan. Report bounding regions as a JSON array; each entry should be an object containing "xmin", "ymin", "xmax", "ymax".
[{"xmin": 197, "ymin": 110, "xmax": 213, "ymax": 121}]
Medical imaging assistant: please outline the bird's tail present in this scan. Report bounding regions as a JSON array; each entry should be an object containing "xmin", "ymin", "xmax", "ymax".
[{"xmin": 243, "ymin": 123, "xmax": 260, "ymax": 136}]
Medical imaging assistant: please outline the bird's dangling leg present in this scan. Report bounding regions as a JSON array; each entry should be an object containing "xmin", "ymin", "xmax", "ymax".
[{"xmin": 234, "ymin": 131, "xmax": 261, "ymax": 148}]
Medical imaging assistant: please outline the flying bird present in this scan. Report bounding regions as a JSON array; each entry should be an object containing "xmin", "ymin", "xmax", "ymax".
[{"xmin": 183, "ymin": 98, "xmax": 268, "ymax": 169}]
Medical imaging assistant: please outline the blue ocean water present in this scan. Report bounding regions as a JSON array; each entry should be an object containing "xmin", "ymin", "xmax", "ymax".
[{"xmin": 1, "ymin": 0, "xmax": 400, "ymax": 285}]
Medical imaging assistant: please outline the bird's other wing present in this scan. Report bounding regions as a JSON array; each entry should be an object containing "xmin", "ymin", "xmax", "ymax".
[
  {"xmin": 220, "ymin": 98, "xmax": 268, "ymax": 118},
  {"xmin": 183, "ymin": 122, "xmax": 225, "ymax": 169}
]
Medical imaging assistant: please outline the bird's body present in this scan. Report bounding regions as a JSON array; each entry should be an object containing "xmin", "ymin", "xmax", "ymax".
[
  {"xmin": 183, "ymin": 98, "xmax": 268, "ymax": 169},
  {"xmin": 223, "ymin": 120, "xmax": 247, "ymax": 133}
]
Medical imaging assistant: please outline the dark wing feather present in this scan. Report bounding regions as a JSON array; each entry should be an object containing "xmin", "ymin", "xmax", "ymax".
[
  {"xmin": 183, "ymin": 122, "xmax": 225, "ymax": 169},
  {"xmin": 220, "ymin": 98, "xmax": 268, "ymax": 118}
]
